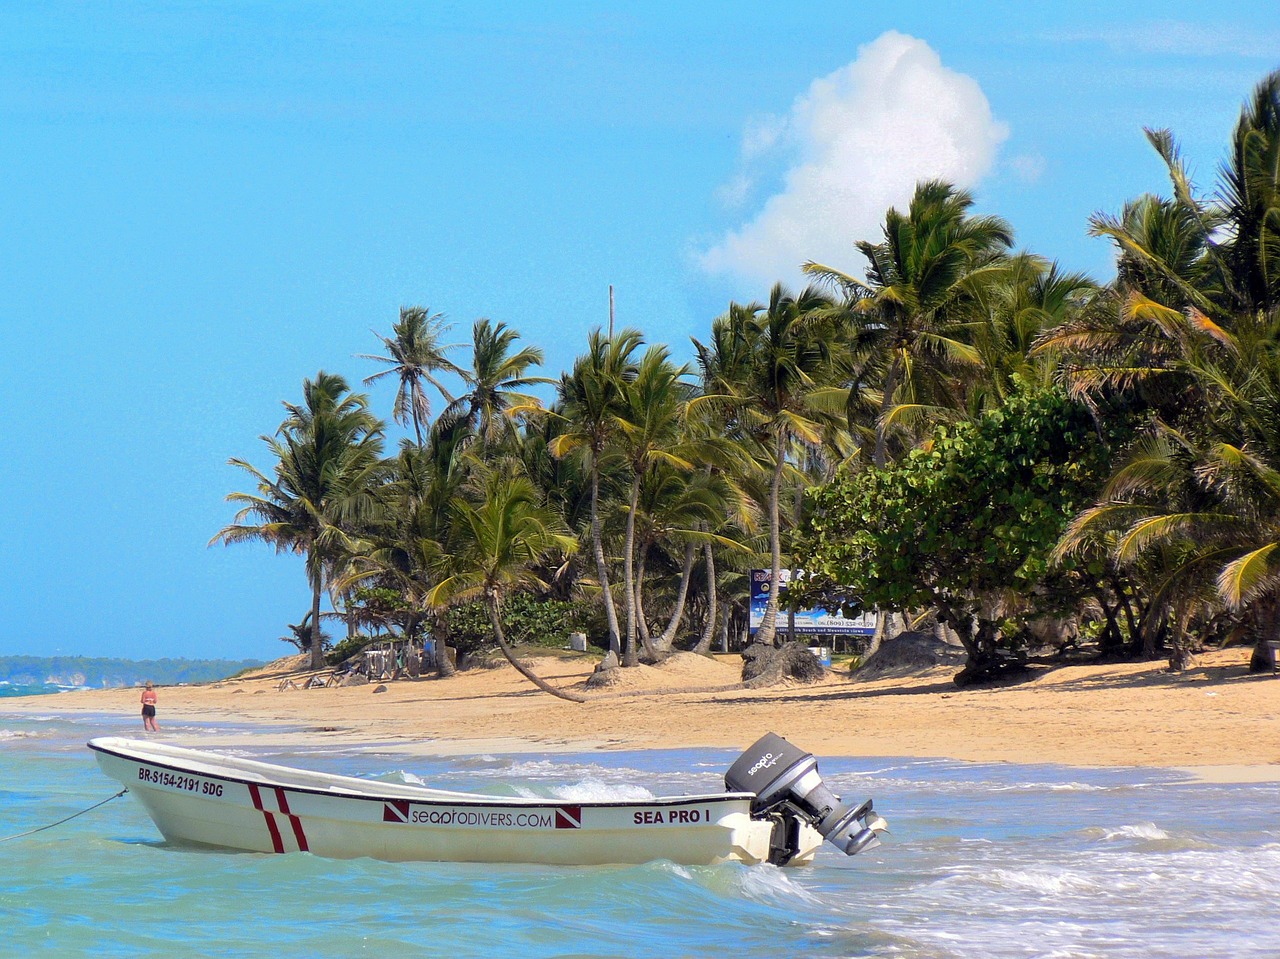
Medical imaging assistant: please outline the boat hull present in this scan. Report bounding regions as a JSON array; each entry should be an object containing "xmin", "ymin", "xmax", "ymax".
[{"xmin": 89, "ymin": 738, "xmax": 819, "ymax": 866}]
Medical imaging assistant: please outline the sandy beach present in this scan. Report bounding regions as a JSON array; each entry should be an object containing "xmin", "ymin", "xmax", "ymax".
[{"xmin": 6, "ymin": 648, "xmax": 1277, "ymax": 781}]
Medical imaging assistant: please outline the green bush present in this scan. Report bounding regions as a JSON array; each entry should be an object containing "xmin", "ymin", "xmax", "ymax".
[{"xmin": 441, "ymin": 594, "xmax": 600, "ymax": 656}]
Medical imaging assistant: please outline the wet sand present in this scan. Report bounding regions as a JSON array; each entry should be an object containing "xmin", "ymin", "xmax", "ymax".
[{"xmin": 5, "ymin": 648, "xmax": 1277, "ymax": 781}]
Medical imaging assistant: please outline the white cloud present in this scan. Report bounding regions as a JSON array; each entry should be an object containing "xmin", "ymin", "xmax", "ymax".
[{"xmin": 699, "ymin": 31, "xmax": 1008, "ymax": 289}]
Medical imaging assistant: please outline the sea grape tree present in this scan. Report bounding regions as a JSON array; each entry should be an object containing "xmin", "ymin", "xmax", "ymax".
[{"xmin": 789, "ymin": 384, "xmax": 1111, "ymax": 684}]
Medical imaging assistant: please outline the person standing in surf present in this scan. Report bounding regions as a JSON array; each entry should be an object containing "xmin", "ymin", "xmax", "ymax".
[{"xmin": 140, "ymin": 681, "xmax": 158, "ymax": 732}]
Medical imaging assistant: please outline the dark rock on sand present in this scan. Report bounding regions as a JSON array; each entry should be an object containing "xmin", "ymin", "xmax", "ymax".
[
  {"xmin": 741, "ymin": 643, "xmax": 825, "ymax": 687},
  {"xmin": 585, "ymin": 650, "xmax": 622, "ymax": 689},
  {"xmin": 853, "ymin": 630, "xmax": 967, "ymax": 680}
]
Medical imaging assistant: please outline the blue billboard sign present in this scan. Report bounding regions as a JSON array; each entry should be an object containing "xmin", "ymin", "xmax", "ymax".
[{"xmin": 748, "ymin": 569, "xmax": 876, "ymax": 636}]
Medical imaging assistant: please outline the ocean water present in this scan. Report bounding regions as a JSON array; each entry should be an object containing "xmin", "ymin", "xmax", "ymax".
[
  {"xmin": 2, "ymin": 710, "xmax": 1278, "ymax": 958},
  {"xmin": 0, "ymin": 683, "xmax": 90, "ymax": 698}
]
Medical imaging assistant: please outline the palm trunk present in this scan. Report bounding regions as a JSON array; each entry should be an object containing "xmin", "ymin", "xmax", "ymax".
[
  {"xmin": 873, "ymin": 357, "xmax": 901, "ymax": 469},
  {"xmin": 788, "ymin": 481, "xmax": 802, "ymax": 646},
  {"xmin": 343, "ymin": 590, "xmax": 357, "ymax": 640},
  {"xmin": 308, "ymin": 576, "xmax": 325, "ymax": 671},
  {"xmin": 1113, "ymin": 577, "xmax": 1140, "ymax": 651},
  {"xmin": 486, "ymin": 591, "xmax": 585, "ymax": 703},
  {"xmin": 411, "ymin": 399, "xmax": 425, "ymax": 447},
  {"xmin": 866, "ymin": 611, "xmax": 888, "ymax": 661},
  {"xmin": 1167, "ymin": 607, "xmax": 1192, "ymax": 672},
  {"xmin": 635, "ymin": 548, "xmax": 648, "ymax": 646},
  {"xmin": 754, "ymin": 427, "xmax": 788, "ymax": 647},
  {"xmin": 431, "ymin": 611, "xmax": 456, "ymax": 678},
  {"xmin": 1141, "ymin": 602, "xmax": 1166, "ymax": 659},
  {"xmin": 634, "ymin": 545, "xmax": 660, "ymax": 661},
  {"xmin": 1249, "ymin": 593, "xmax": 1280, "ymax": 672},
  {"xmin": 590, "ymin": 461, "xmax": 622, "ymax": 656},
  {"xmin": 1093, "ymin": 592, "xmax": 1123, "ymax": 656},
  {"xmin": 693, "ymin": 543, "xmax": 718, "ymax": 655},
  {"xmin": 656, "ymin": 540, "xmax": 698, "ymax": 651},
  {"xmin": 622, "ymin": 473, "xmax": 641, "ymax": 667}
]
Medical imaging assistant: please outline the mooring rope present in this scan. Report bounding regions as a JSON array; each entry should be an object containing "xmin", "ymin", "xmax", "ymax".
[{"xmin": 0, "ymin": 788, "xmax": 128, "ymax": 843}]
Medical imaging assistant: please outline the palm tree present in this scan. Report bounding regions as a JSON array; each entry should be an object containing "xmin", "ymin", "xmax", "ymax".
[
  {"xmin": 359, "ymin": 306, "xmax": 462, "ymax": 445},
  {"xmin": 1053, "ymin": 71, "xmax": 1279, "ymax": 404},
  {"xmin": 691, "ymin": 543, "xmax": 720, "ymax": 654},
  {"xmin": 1044, "ymin": 71, "xmax": 1280, "ymax": 670},
  {"xmin": 549, "ymin": 328, "xmax": 643, "ymax": 657},
  {"xmin": 805, "ymin": 179, "xmax": 1014, "ymax": 467},
  {"xmin": 611, "ymin": 345, "xmax": 697, "ymax": 665},
  {"xmin": 439, "ymin": 318, "xmax": 552, "ymax": 451},
  {"xmin": 336, "ymin": 438, "xmax": 471, "ymax": 677},
  {"xmin": 969, "ymin": 254, "xmax": 1096, "ymax": 409},
  {"xmin": 634, "ymin": 466, "xmax": 749, "ymax": 654},
  {"xmin": 519, "ymin": 412, "xmax": 593, "ymax": 597},
  {"xmin": 691, "ymin": 284, "xmax": 843, "ymax": 646},
  {"xmin": 212, "ymin": 372, "xmax": 385, "ymax": 670},
  {"xmin": 427, "ymin": 469, "xmax": 585, "ymax": 702},
  {"xmin": 1215, "ymin": 71, "xmax": 1280, "ymax": 315}
]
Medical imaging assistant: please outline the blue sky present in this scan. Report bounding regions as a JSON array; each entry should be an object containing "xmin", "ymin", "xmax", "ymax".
[{"xmin": 0, "ymin": 2, "xmax": 1274, "ymax": 660}]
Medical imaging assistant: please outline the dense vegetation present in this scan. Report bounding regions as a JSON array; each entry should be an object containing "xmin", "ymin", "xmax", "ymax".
[{"xmin": 214, "ymin": 72, "xmax": 1280, "ymax": 692}]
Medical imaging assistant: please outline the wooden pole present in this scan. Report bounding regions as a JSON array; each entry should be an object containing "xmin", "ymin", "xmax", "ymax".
[{"xmin": 608, "ymin": 284, "xmax": 615, "ymax": 338}]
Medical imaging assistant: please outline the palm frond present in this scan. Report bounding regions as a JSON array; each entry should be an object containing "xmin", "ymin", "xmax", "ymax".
[{"xmin": 1218, "ymin": 542, "xmax": 1280, "ymax": 606}]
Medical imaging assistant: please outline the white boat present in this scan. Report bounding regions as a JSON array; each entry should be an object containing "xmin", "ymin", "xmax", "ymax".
[{"xmin": 88, "ymin": 733, "xmax": 885, "ymax": 867}]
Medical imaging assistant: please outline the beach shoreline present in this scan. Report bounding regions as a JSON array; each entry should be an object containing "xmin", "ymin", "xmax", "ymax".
[{"xmin": 4, "ymin": 647, "xmax": 1276, "ymax": 782}]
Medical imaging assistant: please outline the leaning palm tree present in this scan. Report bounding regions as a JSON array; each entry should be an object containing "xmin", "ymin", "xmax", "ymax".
[
  {"xmin": 212, "ymin": 372, "xmax": 385, "ymax": 670},
  {"xmin": 805, "ymin": 179, "xmax": 1014, "ymax": 466},
  {"xmin": 427, "ymin": 470, "xmax": 585, "ymax": 702},
  {"xmin": 359, "ymin": 306, "xmax": 462, "ymax": 445},
  {"xmin": 691, "ymin": 284, "xmax": 844, "ymax": 646}
]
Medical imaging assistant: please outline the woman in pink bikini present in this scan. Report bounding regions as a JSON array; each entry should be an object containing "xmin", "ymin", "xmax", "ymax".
[{"xmin": 140, "ymin": 681, "xmax": 159, "ymax": 732}]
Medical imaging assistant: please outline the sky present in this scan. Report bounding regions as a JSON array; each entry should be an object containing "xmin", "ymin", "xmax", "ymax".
[{"xmin": 0, "ymin": 2, "xmax": 1274, "ymax": 661}]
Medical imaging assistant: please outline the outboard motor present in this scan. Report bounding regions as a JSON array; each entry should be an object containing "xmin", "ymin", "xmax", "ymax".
[{"xmin": 725, "ymin": 732, "xmax": 886, "ymax": 865}]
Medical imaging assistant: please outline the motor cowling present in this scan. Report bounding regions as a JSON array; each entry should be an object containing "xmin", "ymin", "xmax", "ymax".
[{"xmin": 725, "ymin": 733, "xmax": 885, "ymax": 860}]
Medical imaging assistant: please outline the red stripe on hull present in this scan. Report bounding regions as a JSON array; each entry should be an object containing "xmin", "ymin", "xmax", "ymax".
[
  {"xmin": 248, "ymin": 783, "xmax": 285, "ymax": 853},
  {"xmin": 275, "ymin": 787, "xmax": 309, "ymax": 852}
]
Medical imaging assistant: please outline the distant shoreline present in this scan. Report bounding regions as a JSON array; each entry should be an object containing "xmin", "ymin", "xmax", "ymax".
[
  {"xmin": 0, "ymin": 655, "xmax": 265, "ymax": 690},
  {"xmin": 3, "ymin": 648, "xmax": 1276, "ymax": 783}
]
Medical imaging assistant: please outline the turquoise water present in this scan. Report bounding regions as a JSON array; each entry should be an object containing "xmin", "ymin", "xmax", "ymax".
[{"xmin": 2, "ymin": 710, "xmax": 1278, "ymax": 958}]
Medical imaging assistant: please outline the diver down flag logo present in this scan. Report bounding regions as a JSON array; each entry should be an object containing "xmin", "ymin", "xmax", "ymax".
[
  {"xmin": 248, "ymin": 783, "xmax": 309, "ymax": 853},
  {"xmin": 383, "ymin": 800, "xmax": 411, "ymax": 823},
  {"xmin": 554, "ymin": 805, "xmax": 582, "ymax": 829}
]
